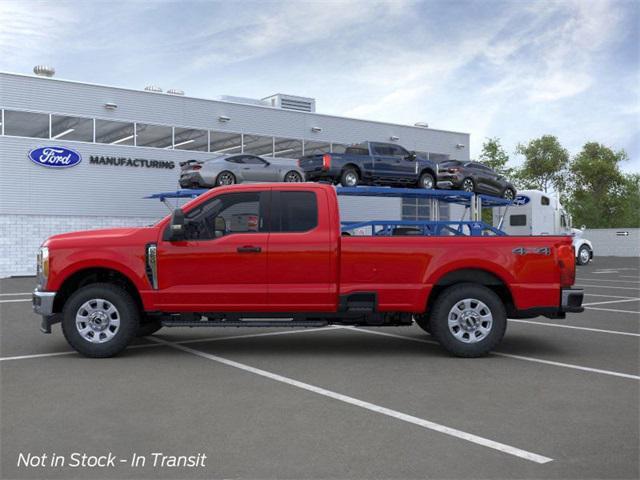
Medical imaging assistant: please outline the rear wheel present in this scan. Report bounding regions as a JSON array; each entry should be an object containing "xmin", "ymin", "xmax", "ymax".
[
  {"xmin": 61, "ymin": 283, "xmax": 139, "ymax": 358},
  {"xmin": 284, "ymin": 171, "xmax": 303, "ymax": 182},
  {"xmin": 429, "ymin": 283, "xmax": 506, "ymax": 357},
  {"xmin": 340, "ymin": 168, "xmax": 359, "ymax": 187},
  {"xmin": 577, "ymin": 245, "xmax": 591, "ymax": 266},
  {"xmin": 216, "ymin": 171, "xmax": 236, "ymax": 186},
  {"xmin": 462, "ymin": 178, "xmax": 475, "ymax": 192},
  {"xmin": 418, "ymin": 172, "xmax": 435, "ymax": 190}
]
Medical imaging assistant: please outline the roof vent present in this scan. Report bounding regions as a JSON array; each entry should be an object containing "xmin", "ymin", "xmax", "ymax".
[
  {"xmin": 144, "ymin": 85, "xmax": 163, "ymax": 93},
  {"xmin": 414, "ymin": 122, "xmax": 429, "ymax": 128},
  {"xmin": 262, "ymin": 94, "xmax": 316, "ymax": 113},
  {"xmin": 167, "ymin": 89, "xmax": 185, "ymax": 96},
  {"xmin": 33, "ymin": 65, "xmax": 55, "ymax": 77}
]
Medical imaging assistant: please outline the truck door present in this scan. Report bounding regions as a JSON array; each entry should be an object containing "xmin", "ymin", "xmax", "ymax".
[
  {"xmin": 155, "ymin": 190, "xmax": 270, "ymax": 310},
  {"xmin": 371, "ymin": 143, "xmax": 396, "ymax": 182},
  {"xmin": 267, "ymin": 189, "xmax": 337, "ymax": 311}
]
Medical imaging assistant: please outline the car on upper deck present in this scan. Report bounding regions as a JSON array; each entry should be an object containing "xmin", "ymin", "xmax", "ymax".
[
  {"xmin": 298, "ymin": 141, "xmax": 438, "ymax": 189},
  {"xmin": 437, "ymin": 160, "xmax": 516, "ymax": 200}
]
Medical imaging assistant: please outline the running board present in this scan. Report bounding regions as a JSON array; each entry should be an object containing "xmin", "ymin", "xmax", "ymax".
[{"xmin": 161, "ymin": 319, "xmax": 330, "ymax": 328}]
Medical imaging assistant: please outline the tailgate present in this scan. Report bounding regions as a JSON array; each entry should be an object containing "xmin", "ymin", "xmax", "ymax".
[{"xmin": 298, "ymin": 154, "xmax": 325, "ymax": 171}]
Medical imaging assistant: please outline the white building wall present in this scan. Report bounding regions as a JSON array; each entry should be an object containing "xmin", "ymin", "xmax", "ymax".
[{"xmin": 583, "ymin": 228, "xmax": 640, "ymax": 257}]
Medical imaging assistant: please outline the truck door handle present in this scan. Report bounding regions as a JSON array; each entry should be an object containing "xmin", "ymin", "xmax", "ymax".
[{"xmin": 237, "ymin": 246, "xmax": 262, "ymax": 253}]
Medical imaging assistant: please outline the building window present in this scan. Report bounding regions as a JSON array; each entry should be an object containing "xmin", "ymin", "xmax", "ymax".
[
  {"xmin": 50, "ymin": 114, "xmax": 93, "ymax": 142},
  {"xmin": 402, "ymin": 198, "xmax": 430, "ymax": 220},
  {"xmin": 304, "ymin": 140, "xmax": 331, "ymax": 155},
  {"xmin": 243, "ymin": 134, "xmax": 273, "ymax": 156},
  {"xmin": 210, "ymin": 131, "xmax": 243, "ymax": 154},
  {"xmin": 173, "ymin": 127, "xmax": 208, "ymax": 151},
  {"xmin": 3, "ymin": 110, "xmax": 49, "ymax": 138},
  {"xmin": 135, "ymin": 123, "xmax": 173, "ymax": 148},
  {"xmin": 95, "ymin": 119, "xmax": 135, "ymax": 145},
  {"xmin": 273, "ymin": 137, "xmax": 303, "ymax": 159}
]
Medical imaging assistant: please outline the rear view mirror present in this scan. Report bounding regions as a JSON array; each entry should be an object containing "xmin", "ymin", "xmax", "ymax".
[{"xmin": 168, "ymin": 208, "xmax": 186, "ymax": 241}]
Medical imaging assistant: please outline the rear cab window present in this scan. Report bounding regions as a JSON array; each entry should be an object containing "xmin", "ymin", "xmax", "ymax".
[{"xmin": 272, "ymin": 191, "xmax": 318, "ymax": 232}]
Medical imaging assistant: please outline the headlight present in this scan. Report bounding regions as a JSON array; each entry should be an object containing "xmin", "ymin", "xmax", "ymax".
[{"xmin": 37, "ymin": 247, "xmax": 49, "ymax": 288}]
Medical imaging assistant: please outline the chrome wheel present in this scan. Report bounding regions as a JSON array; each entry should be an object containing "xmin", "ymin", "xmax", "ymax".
[
  {"xmin": 284, "ymin": 171, "xmax": 303, "ymax": 182},
  {"xmin": 579, "ymin": 246, "xmax": 590, "ymax": 264},
  {"xmin": 217, "ymin": 172, "xmax": 235, "ymax": 185},
  {"xmin": 344, "ymin": 171, "xmax": 358, "ymax": 186},
  {"xmin": 447, "ymin": 298, "xmax": 493, "ymax": 344},
  {"xmin": 503, "ymin": 189, "xmax": 515, "ymax": 201},
  {"xmin": 75, "ymin": 298, "xmax": 120, "ymax": 344},
  {"xmin": 420, "ymin": 174, "xmax": 434, "ymax": 189},
  {"xmin": 462, "ymin": 178, "xmax": 474, "ymax": 192}
]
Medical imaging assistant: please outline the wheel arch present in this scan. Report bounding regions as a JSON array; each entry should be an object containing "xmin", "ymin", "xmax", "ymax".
[
  {"xmin": 53, "ymin": 267, "xmax": 144, "ymax": 315},
  {"xmin": 419, "ymin": 167, "xmax": 436, "ymax": 178},
  {"xmin": 425, "ymin": 268, "xmax": 515, "ymax": 317},
  {"xmin": 342, "ymin": 163, "xmax": 362, "ymax": 177}
]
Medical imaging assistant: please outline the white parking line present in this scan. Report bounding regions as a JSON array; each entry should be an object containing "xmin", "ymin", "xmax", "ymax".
[
  {"xmin": 0, "ymin": 299, "xmax": 31, "ymax": 304},
  {"xmin": 0, "ymin": 327, "xmax": 337, "ymax": 362},
  {"xmin": 577, "ymin": 284, "xmax": 640, "ymax": 291},
  {"xmin": 585, "ymin": 306, "xmax": 640, "ymax": 315},
  {"xmin": 148, "ymin": 336, "xmax": 553, "ymax": 464},
  {"xmin": 583, "ymin": 298, "xmax": 640, "ymax": 306},
  {"xmin": 338, "ymin": 327, "xmax": 640, "ymax": 381},
  {"xmin": 508, "ymin": 319, "xmax": 640, "ymax": 337},
  {"xmin": 584, "ymin": 293, "xmax": 638, "ymax": 299},
  {"xmin": 0, "ymin": 292, "xmax": 32, "ymax": 296},
  {"xmin": 577, "ymin": 278, "xmax": 640, "ymax": 284}
]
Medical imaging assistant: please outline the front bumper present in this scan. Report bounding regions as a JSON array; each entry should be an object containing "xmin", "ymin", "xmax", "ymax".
[{"xmin": 32, "ymin": 289, "xmax": 59, "ymax": 333}]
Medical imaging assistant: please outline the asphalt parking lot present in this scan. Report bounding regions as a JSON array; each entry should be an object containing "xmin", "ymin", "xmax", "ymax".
[{"xmin": 1, "ymin": 256, "xmax": 638, "ymax": 479}]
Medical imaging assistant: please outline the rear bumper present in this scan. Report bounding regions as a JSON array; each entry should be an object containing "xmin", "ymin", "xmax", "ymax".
[
  {"xmin": 32, "ymin": 289, "xmax": 60, "ymax": 333},
  {"xmin": 179, "ymin": 172, "xmax": 208, "ymax": 188},
  {"xmin": 512, "ymin": 288, "xmax": 584, "ymax": 319}
]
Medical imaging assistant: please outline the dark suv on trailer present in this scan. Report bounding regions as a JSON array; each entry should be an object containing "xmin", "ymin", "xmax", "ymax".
[{"xmin": 437, "ymin": 160, "xmax": 516, "ymax": 199}]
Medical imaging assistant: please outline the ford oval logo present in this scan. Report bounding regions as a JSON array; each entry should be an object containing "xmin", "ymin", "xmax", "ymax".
[
  {"xmin": 513, "ymin": 195, "xmax": 530, "ymax": 206},
  {"xmin": 28, "ymin": 146, "xmax": 82, "ymax": 168}
]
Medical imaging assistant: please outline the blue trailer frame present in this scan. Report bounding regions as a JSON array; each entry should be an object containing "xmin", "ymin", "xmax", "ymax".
[{"xmin": 145, "ymin": 186, "xmax": 512, "ymax": 237}]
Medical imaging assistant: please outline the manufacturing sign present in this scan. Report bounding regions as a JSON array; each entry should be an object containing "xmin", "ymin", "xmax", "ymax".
[
  {"xmin": 89, "ymin": 156, "xmax": 175, "ymax": 169},
  {"xmin": 28, "ymin": 146, "xmax": 82, "ymax": 168}
]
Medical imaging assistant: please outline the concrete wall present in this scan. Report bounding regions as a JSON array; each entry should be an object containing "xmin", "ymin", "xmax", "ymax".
[{"xmin": 583, "ymin": 228, "xmax": 640, "ymax": 257}]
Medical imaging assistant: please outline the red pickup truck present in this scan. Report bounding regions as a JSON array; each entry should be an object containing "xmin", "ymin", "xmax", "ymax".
[{"xmin": 33, "ymin": 183, "xmax": 583, "ymax": 358}]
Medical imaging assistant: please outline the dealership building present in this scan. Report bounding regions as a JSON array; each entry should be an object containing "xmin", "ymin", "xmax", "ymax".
[{"xmin": 0, "ymin": 69, "xmax": 470, "ymax": 277}]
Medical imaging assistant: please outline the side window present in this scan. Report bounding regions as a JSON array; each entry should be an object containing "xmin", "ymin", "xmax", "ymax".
[
  {"xmin": 242, "ymin": 156, "xmax": 267, "ymax": 165},
  {"xmin": 372, "ymin": 144, "xmax": 391, "ymax": 156},
  {"xmin": 275, "ymin": 191, "xmax": 318, "ymax": 232},
  {"xmin": 541, "ymin": 196, "xmax": 550, "ymax": 206},
  {"xmin": 225, "ymin": 156, "xmax": 244, "ymax": 164},
  {"xmin": 510, "ymin": 215, "xmax": 527, "ymax": 227},
  {"xmin": 561, "ymin": 214, "xmax": 567, "ymax": 228},
  {"xmin": 390, "ymin": 145, "xmax": 410, "ymax": 158},
  {"xmin": 184, "ymin": 192, "xmax": 264, "ymax": 240}
]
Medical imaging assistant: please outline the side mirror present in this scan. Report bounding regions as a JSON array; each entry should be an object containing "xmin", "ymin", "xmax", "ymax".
[
  {"xmin": 168, "ymin": 208, "xmax": 186, "ymax": 241},
  {"xmin": 214, "ymin": 217, "xmax": 226, "ymax": 238},
  {"xmin": 581, "ymin": 224, "xmax": 586, "ymax": 231},
  {"xmin": 407, "ymin": 151, "xmax": 417, "ymax": 161}
]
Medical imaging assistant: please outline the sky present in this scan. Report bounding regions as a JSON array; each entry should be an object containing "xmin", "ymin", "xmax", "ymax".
[{"xmin": 1, "ymin": 0, "xmax": 638, "ymax": 172}]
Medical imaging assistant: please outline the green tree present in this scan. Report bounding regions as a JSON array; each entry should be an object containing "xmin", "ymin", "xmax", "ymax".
[
  {"xmin": 515, "ymin": 135, "xmax": 569, "ymax": 193},
  {"xmin": 479, "ymin": 137, "xmax": 513, "ymax": 177},
  {"xmin": 565, "ymin": 142, "xmax": 638, "ymax": 228}
]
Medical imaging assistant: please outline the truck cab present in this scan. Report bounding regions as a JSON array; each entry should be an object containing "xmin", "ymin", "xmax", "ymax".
[{"xmin": 493, "ymin": 190, "xmax": 594, "ymax": 265}]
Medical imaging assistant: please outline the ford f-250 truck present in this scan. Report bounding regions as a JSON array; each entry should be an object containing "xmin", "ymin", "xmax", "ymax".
[
  {"xmin": 33, "ymin": 183, "xmax": 584, "ymax": 358},
  {"xmin": 299, "ymin": 141, "xmax": 438, "ymax": 189}
]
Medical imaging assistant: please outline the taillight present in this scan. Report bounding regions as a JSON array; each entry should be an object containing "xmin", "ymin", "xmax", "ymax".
[
  {"xmin": 297, "ymin": 159, "xmax": 301, "ymax": 167},
  {"xmin": 448, "ymin": 167, "xmax": 460, "ymax": 173},
  {"xmin": 322, "ymin": 153, "xmax": 332, "ymax": 171},
  {"xmin": 192, "ymin": 165, "xmax": 202, "ymax": 170},
  {"xmin": 558, "ymin": 244, "xmax": 576, "ymax": 287}
]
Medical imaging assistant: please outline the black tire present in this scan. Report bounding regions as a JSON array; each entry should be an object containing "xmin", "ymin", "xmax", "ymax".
[
  {"xmin": 284, "ymin": 170, "xmax": 303, "ymax": 182},
  {"xmin": 215, "ymin": 171, "xmax": 236, "ymax": 186},
  {"xmin": 503, "ymin": 188, "xmax": 516, "ymax": 201},
  {"xmin": 576, "ymin": 245, "xmax": 591, "ymax": 266},
  {"xmin": 413, "ymin": 314, "xmax": 431, "ymax": 334},
  {"xmin": 429, "ymin": 283, "xmax": 507, "ymax": 358},
  {"xmin": 418, "ymin": 172, "xmax": 435, "ymax": 190},
  {"xmin": 461, "ymin": 178, "xmax": 475, "ymax": 192},
  {"xmin": 61, "ymin": 283, "xmax": 140, "ymax": 358},
  {"xmin": 340, "ymin": 168, "xmax": 359, "ymax": 187},
  {"xmin": 136, "ymin": 318, "xmax": 162, "ymax": 337}
]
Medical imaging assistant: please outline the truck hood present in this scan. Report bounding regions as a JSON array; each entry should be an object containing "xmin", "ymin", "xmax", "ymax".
[{"xmin": 44, "ymin": 226, "xmax": 159, "ymax": 248}]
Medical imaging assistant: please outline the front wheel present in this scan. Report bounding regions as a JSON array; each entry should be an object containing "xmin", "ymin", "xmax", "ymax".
[
  {"xmin": 429, "ymin": 283, "xmax": 506, "ymax": 357},
  {"xmin": 61, "ymin": 283, "xmax": 140, "ymax": 358},
  {"xmin": 418, "ymin": 172, "xmax": 435, "ymax": 190},
  {"xmin": 284, "ymin": 170, "xmax": 303, "ymax": 182},
  {"xmin": 577, "ymin": 245, "xmax": 591, "ymax": 266},
  {"xmin": 461, "ymin": 178, "xmax": 475, "ymax": 192},
  {"xmin": 503, "ymin": 188, "xmax": 515, "ymax": 201}
]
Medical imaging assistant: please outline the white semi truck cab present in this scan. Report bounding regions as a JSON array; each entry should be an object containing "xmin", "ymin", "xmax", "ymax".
[{"xmin": 493, "ymin": 190, "xmax": 594, "ymax": 265}]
